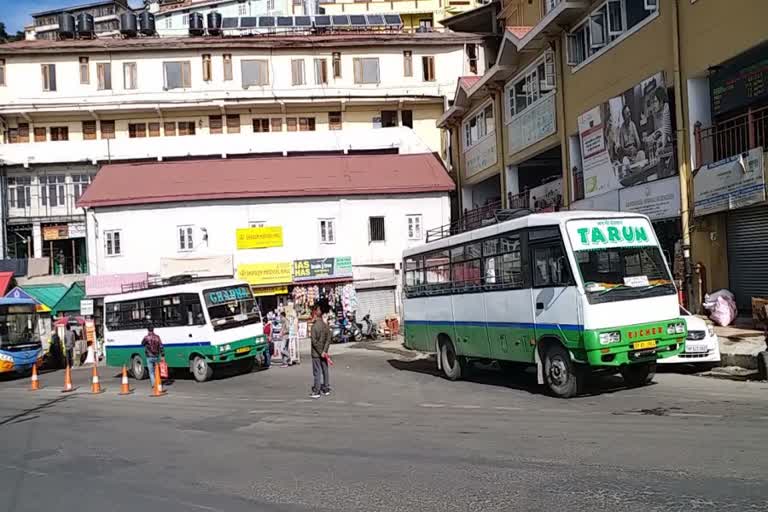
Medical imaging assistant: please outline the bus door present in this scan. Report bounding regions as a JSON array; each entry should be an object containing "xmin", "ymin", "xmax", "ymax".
[{"xmin": 528, "ymin": 229, "xmax": 581, "ymax": 350}]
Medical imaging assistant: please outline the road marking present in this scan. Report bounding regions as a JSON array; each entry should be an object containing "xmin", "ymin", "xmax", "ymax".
[
  {"xmin": 493, "ymin": 406, "xmax": 523, "ymax": 411},
  {"xmin": 0, "ymin": 463, "xmax": 47, "ymax": 477},
  {"xmin": 419, "ymin": 403, "xmax": 446, "ymax": 408},
  {"xmin": 451, "ymin": 404, "xmax": 481, "ymax": 409},
  {"xmin": 354, "ymin": 402, "xmax": 373, "ymax": 407},
  {"xmin": 250, "ymin": 399, "xmax": 286, "ymax": 403},
  {"xmin": 668, "ymin": 413, "xmax": 723, "ymax": 418}
]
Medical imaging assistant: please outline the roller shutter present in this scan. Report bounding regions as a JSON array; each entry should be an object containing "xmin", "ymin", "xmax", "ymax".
[{"xmin": 727, "ymin": 205, "xmax": 768, "ymax": 310}]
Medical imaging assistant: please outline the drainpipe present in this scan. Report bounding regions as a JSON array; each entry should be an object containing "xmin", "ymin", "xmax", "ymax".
[
  {"xmin": 672, "ymin": 0, "xmax": 693, "ymax": 307},
  {"xmin": 554, "ymin": 38, "xmax": 570, "ymax": 209},
  {"xmin": 1, "ymin": 165, "xmax": 7, "ymax": 259}
]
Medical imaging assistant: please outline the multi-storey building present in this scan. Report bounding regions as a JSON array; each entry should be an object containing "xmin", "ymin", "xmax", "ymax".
[
  {"xmin": 149, "ymin": 0, "xmax": 292, "ymax": 37},
  {"xmin": 440, "ymin": 0, "xmax": 768, "ymax": 310},
  {"xmin": 0, "ymin": 30, "xmax": 483, "ymax": 284},
  {"xmin": 25, "ymin": 0, "xmax": 133, "ymax": 40}
]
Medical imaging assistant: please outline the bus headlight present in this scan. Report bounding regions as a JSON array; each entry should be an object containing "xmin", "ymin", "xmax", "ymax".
[
  {"xmin": 0, "ymin": 353, "xmax": 13, "ymax": 362},
  {"xmin": 599, "ymin": 331, "xmax": 621, "ymax": 345}
]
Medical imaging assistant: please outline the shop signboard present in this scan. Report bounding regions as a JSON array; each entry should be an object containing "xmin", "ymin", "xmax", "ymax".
[
  {"xmin": 68, "ymin": 223, "xmax": 86, "ymax": 238},
  {"xmin": 85, "ymin": 320, "xmax": 96, "ymax": 344},
  {"xmin": 160, "ymin": 255, "xmax": 233, "ymax": 278},
  {"xmin": 508, "ymin": 93, "xmax": 557, "ymax": 154},
  {"xmin": 251, "ymin": 286, "xmax": 289, "ymax": 297},
  {"xmin": 528, "ymin": 178, "xmax": 563, "ymax": 212},
  {"xmin": 620, "ymin": 176, "xmax": 681, "ymax": 220},
  {"xmin": 566, "ymin": 217, "xmax": 658, "ymax": 251},
  {"xmin": 710, "ymin": 41, "xmax": 768, "ymax": 117},
  {"xmin": 693, "ymin": 147, "xmax": 766, "ymax": 217},
  {"xmin": 80, "ymin": 299, "xmax": 94, "ymax": 316},
  {"xmin": 43, "ymin": 225, "xmax": 69, "ymax": 241},
  {"xmin": 464, "ymin": 135, "xmax": 498, "ymax": 178},
  {"xmin": 578, "ymin": 72, "xmax": 676, "ymax": 198},
  {"xmin": 237, "ymin": 262, "xmax": 292, "ymax": 285},
  {"xmin": 236, "ymin": 226, "xmax": 283, "ymax": 250},
  {"xmin": 293, "ymin": 257, "xmax": 353, "ymax": 281}
]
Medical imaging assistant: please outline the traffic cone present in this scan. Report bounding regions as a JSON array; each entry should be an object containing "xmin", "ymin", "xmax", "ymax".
[
  {"xmin": 118, "ymin": 365, "xmax": 133, "ymax": 395},
  {"xmin": 61, "ymin": 365, "xmax": 75, "ymax": 393},
  {"xmin": 30, "ymin": 363, "xmax": 41, "ymax": 391},
  {"xmin": 90, "ymin": 363, "xmax": 104, "ymax": 394},
  {"xmin": 150, "ymin": 363, "xmax": 166, "ymax": 397}
]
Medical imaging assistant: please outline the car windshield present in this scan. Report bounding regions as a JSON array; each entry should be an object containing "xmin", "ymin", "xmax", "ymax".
[
  {"xmin": 0, "ymin": 308, "xmax": 39, "ymax": 348},
  {"xmin": 203, "ymin": 285, "xmax": 262, "ymax": 331}
]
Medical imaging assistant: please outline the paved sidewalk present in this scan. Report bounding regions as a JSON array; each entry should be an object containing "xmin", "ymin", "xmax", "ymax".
[{"xmin": 714, "ymin": 318, "xmax": 765, "ymax": 370}]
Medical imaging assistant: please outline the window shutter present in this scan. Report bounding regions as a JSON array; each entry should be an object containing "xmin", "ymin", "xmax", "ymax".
[
  {"xmin": 589, "ymin": 11, "xmax": 607, "ymax": 49},
  {"xmin": 566, "ymin": 33, "xmax": 580, "ymax": 66}
]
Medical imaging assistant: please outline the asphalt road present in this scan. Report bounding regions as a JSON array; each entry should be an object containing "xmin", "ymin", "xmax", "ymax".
[{"xmin": 1, "ymin": 342, "xmax": 767, "ymax": 512}]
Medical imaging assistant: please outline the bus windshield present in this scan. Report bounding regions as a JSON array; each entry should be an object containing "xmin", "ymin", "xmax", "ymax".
[
  {"xmin": 566, "ymin": 218, "xmax": 675, "ymax": 304},
  {"xmin": 0, "ymin": 306, "xmax": 39, "ymax": 349},
  {"xmin": 203, "ymin": 285, "xmax": 262, "ymax": 331}
]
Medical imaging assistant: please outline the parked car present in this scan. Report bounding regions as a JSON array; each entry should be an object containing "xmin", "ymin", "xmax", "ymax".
[{"xmin": 658, "ymin": 307, "xmax": 721, "ymax": 367}]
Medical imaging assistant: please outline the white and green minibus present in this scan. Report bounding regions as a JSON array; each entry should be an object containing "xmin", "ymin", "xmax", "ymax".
[{"xmin": 402, "ymin": 211, "xmax": 686, "ymax": 398}]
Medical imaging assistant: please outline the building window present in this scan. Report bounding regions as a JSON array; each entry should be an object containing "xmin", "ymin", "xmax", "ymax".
[
  {"xmin": 128, "ymin": 123, "xmax": 147, "ymax": 138},
  {"xmin": 164, "ymin": 122, "xmax": 177, "ymax": 136},
  {"xmin": 463, "ymin": 102, "xmax": 494, "ymax": 149},
  {"xmin": 252, "ymin": 118, "xmax": 269, "ymax": 132},
  {"xmin": 72, "ymin": 174, "xmax": 92, "ymax": 202},
  {"xmin": 82, "ymin": 120, "xmax": 97, "ymax": 140},
  {"xmin": 97, "ymin": 62, "xmax": 112, "ymax": 90},
  {"xmin": 369, "ymin": 216, "xmax": 386, "ymax": 242},
  {"xmin": 402, "ymin": 109, "xmax": 413, "ymax": 129},
  {"xmin": 79, "ymin": 57, "xmax": 89, "ymax": 84},
  {"xmin": 291, "ymin": 59, "xmax": 306, "ymax": 86},
  {"xmin": 319, "ymin": 219, "xmax": 336, "ymax": 244},
  {"xmin": 299, "ymin": 117, "xmax": 316, "ymax": 131},
  {"xmin": 422, "ymin": 56, "xmax": 435, "ymax": 82},
  {"xmin": 50, "ymin": 126, "xmax": 69, "ymax": 141},
  {"xmin": 419, "ymin": 19, "xmax": 432, "ymax": 30},
  {"xmin": 101, "ymin": 120, "xmax": 115, "ymax": 139},
  {"xmin": 148, "ymin": 122, "xmax": 161, "ymax": 137},
  {"xmin": 163, "ymin": 61, "xmax": 192, "ymax": 89},
  {"xmin": 381, "ymin": 110, "xmax": 398, "ymax": 128},
  {"xmin": 286, "ymin": 118, "xmax": 297, "ymax": 132},
  {"xmin": 466, "ymin": 44, "xmax": 478, "ymax": 74},
  {"xmin": 181, "ymin": 14, "xmax": 189, "ymax": 25},
  {"xmin": 11, "ymin": 123, "xmax": 30, "ymax": 143},
  {"xmin": 407, "ymin": 215, "xmax": 422, "ymax": 240},
  {"xmin": 241, "ymin": 59, "xmax": 269, "ymax": 88},
  {"xmin": 223, "ymin": 54, "xmax": 233, "ymax": 81},
  {"xmin": 353, "ymin": 58, "xmax": 379, "ymax": 84},
  {"xmin": 178, "ymin": 121, "xmax": 196, "ymax": 136},
  {"xmin": 202, "ymin": 54, "xmax": 212, "ymax": 82},
  {"xmin": 226, "ymin": 114, "xmax": 241, "ymax": 133},
  {"xmin": 40, "ymin": 175, "xmax": 66, "ymax": 207},
  {"xmin": 34, "ymin": 127, "xmax": 47, "ymax": 142},
  {"xmin": 105, "ymin": 230, "xmax": 121, "ymax": 256},
  {"xmin": 123, "ymin": 62, "xmax": 137, "ymax": 90},
  {"xmin": 178, "ymin": 225, "xmax": 194, "ymax": 252},
  {"xmin": 0, "ymin": 58, "xmax": 5, "ymax": 87},
  {"xmin": 209, "ymin": 115, "xmax": 223, "ymax": 134},
  {"xmin": 314, "ymin": 58, "xmax": 328, "ymax": 85},
  {"xmin": 271, "ymin": 118, "xmax": 282, "ymax": 132},
  {"xmin": 238, "ymin": 3, "xmax": 247, "ymax": 15},
  {"xmin": 403, "ymin": 50, "xmax": 412, "ymax": 77},
  {"xmin": 332, "ymin": 52, "xmax": 341, "ymax": 78},
  {"xmin": 41, "ymin": 64, "xmax": 57, "ymax": 91},
  {"xmin": 164, "ymin": 16, "xmax": 172, "ymax": 29},
  {"xmin": 7, "ymin": 177, "xmax": 31, "ymax": 209},
  {"xmin": 567, "ymin": 0, "xmax": 659, "ymax": 68},
  {"xmin": 505, "ymin": 51, "xmax": 555, "ymax": 120},
  {"xmin": 329, "ymin": 111, "xmax": 342, "ymax": 130}
]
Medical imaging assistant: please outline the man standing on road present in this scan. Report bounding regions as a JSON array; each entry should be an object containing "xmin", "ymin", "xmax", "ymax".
[
  {"xmin": 310, "ymin": 301, "xmax": 332, "ymax": 399},
  {"xmin": 64, "ymin": 325, "xmax": 76, "ymax": 369},
  {"xmin": 141, "ymin": 324, "xmax": 164, "ymax": 388}
]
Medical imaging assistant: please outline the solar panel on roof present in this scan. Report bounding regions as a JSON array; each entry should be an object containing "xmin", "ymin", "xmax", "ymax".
[
  {"xmin": 259, "ymin": 16, "xmax": 275, "ymax": 27},
  {"xmin": 294, "ymin": 15, "xmax": 311, "ymax": 26},
  {"xmin": 331, "ymin": 15, "xmax": 350, "ymax": 26},
  {"xmin": 384, "ymin": 14, "xmax": 402, "ymax": 25},
  {"xmin": 222, "ymin": 17, "xmax": 239, "ymax": 28},
  {"xmin": 349, "ymin": 15, "xmax": 366, "ymax": 26},
  {"xmin": 276, "ymin": 16, "xmax": 293, "ymax": 27},
  {"xmin": 240, "ymin": 16, "xmax": 257, "ymax": 27},
  {"xmin": 313, "ymin": 15, "xmax": 331, "ymax": 26},
  {"xmin": 366, "ymin": 14, "xmax": 384, "ymax": 25}
]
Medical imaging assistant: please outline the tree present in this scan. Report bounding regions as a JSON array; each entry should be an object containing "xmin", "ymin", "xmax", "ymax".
[{"xmin": 0, "ymin": 21, "xmax": 24, "ymax": 43}]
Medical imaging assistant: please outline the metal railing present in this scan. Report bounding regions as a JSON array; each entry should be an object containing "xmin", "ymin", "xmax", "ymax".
[
  {"xmin": 425, "ymin": 204, "xmax": 532, "ymax": 243},
  {"xmin": 694, "ymin": 104, "xmax": 768, "ymax": 169}
]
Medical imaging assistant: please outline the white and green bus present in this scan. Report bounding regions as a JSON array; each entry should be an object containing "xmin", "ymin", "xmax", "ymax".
[
  {"xmin": 104, "ymin": 278, "xmax": 267, "ymax": 382},
  {"xmin": 402, "ymin": 211, "xmax": 686, "ymax": 398}
]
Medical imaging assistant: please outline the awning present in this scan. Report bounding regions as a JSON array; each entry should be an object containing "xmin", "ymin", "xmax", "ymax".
[
  {"xmin": 5, "ymin": 284, "xmax": 67, "ymax": 313},
  {"xmin": 52, "ymin": 282, "xmax": 86, "ymax": 316},
  {"xmin": 0, "ymin": 272, "xmax": 13, "ymax": 296}
]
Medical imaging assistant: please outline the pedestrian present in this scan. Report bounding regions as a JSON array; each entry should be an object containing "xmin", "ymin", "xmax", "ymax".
[
  {"xmin": 64, "ymin": 324, "xmax": 76, "ymax": 369},
  {"xmin": 279, "ymin": 312, "xmax": 292, "ymax": 367},
  {"xmin": 263, "ymin": 315, "xmax": 273, "ymax": 369},
  {"xmin": 50, "ymin": 330, "xmax": 64, "ymax": 369},
  {"xmin": 141, "ymin": 324, "xmax": 164, "ymax": 388},
  {"xmin": 310, "ymin": 300, "xmax": 332, "ymax": 399}
]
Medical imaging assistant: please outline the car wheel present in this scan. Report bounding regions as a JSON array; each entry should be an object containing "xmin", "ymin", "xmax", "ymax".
[
  {"xmin": 131, "ymin": 354, "xmax": 147, "ymax": 380},
  {"xmin": 191, "ymin": 355, "xmax": 213, "ymax": 382},
  {"xmin": 440, "ymin": 338, "xmax": 465, "ymax": 381},
  {"xmin": 543, "ymin": 344, "xmax": 583, "ymax": 398},
  {"xmin": 620, "ymin": 362, "xmax": 656, "ymax": 388}
]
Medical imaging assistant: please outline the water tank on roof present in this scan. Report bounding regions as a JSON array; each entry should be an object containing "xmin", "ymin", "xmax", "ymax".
[
  {"xmin": 76, "ymin": 13, "xmax": 95, "ymax": 37},
  {"xmin": 189, "ymin": 12, "xmax": 204, "ymax": 35},
  {"xmin": 58, "ymin": 14, "xmax": 76, "ymax": 38},
  {"xmin": 207, "ymin": 11, "xmax": 222, "ymax": 35},
  {"xmin": 120, "ymin": 12, "xmax": 138, "ymax": 37},
  {"xmin": 139, "ymin": 11, "xmax": 156, "ymax": 36}
]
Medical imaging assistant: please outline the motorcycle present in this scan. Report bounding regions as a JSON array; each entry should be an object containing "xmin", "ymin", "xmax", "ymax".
[
  {"xmin": 360, "ymin": 313, "xmax": 378, "ymax": 340},
  {"xmin": 346, "ymin": 312, "xmax": 364, "ymax": 342}
]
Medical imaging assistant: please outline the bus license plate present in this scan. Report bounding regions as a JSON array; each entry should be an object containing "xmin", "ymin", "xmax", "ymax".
[
  {"xmin": 633, "ymin": 340, "xmax": 657, "ymax": 350},
  {"xmin": 236, "ymin": 347, "xmax": 251, "ymax": 354}
]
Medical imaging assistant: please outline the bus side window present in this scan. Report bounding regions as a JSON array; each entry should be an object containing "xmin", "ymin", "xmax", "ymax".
[{"xmin": 532, "ymin": 245, "xmax": 570, "ymax": 287}]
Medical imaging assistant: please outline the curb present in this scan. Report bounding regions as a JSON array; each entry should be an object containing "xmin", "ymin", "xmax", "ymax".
[{"xmin": 719, "ymin": 351, "xmax": 759, "ymax": 370}]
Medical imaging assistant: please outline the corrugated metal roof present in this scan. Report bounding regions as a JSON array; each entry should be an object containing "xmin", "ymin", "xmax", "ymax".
[
  {"xmin": 20, "ymin": 284, "xmax": 68, "ymax": 309},
  {"xmin": 78, "ymin": 153, "xmax": 454, "ymax": 208},
  {"xmin": 32, "ymin": 0, "xmax": 128, "ymax": 17},
  {"xmin": 52, "ymin": 282, "xmax": 86, "ymax": 315}
]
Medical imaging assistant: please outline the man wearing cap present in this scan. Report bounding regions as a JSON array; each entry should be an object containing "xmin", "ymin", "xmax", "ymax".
[{"xmin": 141, "ymin": 324, "xmax": 164, "ymax": 388}]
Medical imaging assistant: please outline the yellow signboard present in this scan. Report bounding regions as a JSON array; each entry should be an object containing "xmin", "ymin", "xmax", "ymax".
[
  {"xmin": 251, "ymin": 286, "xmax": 289, "ymax": 297},
  {"xmin": 237, "ymin": 262, "xmax": 292, "ymax": 286},
  {"xmin": 236, "ymin": 226, "xmax": 283, "ymax": 249}
]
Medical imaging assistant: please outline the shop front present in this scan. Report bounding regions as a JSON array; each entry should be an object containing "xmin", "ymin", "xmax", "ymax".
[
  {"xmin": 291, "ymin": 257, "xmax": 355, "ymax": 320},
  {"xmin": 237, "ymin": 261, "xmax": 293, "ymax": 315},
  {"xmin": 41, "ymin": 223, "xmax": 87, "ymax": 275}
]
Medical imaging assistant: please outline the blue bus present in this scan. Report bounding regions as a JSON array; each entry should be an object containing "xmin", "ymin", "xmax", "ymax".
[{"xmin": 0, "ymin": 298, "xmax": 43, "ymax": 375}]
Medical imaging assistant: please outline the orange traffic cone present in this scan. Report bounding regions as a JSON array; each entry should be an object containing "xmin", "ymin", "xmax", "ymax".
[
  {"xmin": 118, "ymin": 365, "xmax": 133, "ymax": 395},
  {"xmin": 91, "ymin": 363, "xmax": 104, "ymax": 394},
  {"xmin": 61, "ymin": 365, "xmax": 75, "ymax": 393},
  {"xmin": 150, "ymin": 363, "xmax": 166, "ymax": 397},
  {"xmin": 30, "ymin": 363, "xmax": 41, "ymax": 391}
]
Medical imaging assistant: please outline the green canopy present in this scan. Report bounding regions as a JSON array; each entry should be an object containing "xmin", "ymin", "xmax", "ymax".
[
  {"xmin": 52, "ymin": 282, "xmax": 86, "ymax": 316},
  {"xmin": 20, "ymin": 284, "xmax": 68, "ymax": 311}
]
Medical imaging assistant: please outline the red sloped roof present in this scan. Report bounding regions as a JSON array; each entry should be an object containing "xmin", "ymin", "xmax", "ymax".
[
  {"xmin": 78, "ymin": 153, "xmax": 454, "ymax": 208},
  {"xmin": 506, "ymin": 26, "xmax": 533, "ymax": 39},
  {"xmin": 458, "ymin": 76, "xmax": 481, "ymax": 89}
]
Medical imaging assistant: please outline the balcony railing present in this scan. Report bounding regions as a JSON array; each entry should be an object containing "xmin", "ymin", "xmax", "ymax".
[{"xmin": 694, "ymin": 104, "xmax": 768, "ymax": 169}]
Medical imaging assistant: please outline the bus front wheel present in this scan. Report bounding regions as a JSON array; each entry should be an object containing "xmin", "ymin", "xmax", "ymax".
[
  {"xmin": 440, "ymin": 339, "xmax": 463, "ymax": 381},
  {"xmin": 191, "ymin": 356, "xmax": 213, "ymax": 382},
  {"xmin": 620, "ymin": 362, "xmax": 656, "ymax": 388},
  {"xmin": 131, "ymin": 355, "xmax": 147, "ymax": 380},
  {"xmin": 543, "ymin": 344, "xmax": 583, "ymax": 398}
]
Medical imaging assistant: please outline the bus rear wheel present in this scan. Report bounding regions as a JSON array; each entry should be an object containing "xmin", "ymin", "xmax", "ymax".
[
  {"xmin": 620, "ymin": 362, "xmax": 656, "ymax": 388},
  {"xmin": 543, "ymin": 344, "xmax": 583, "ymax": 398},
  {"xmin": 131, "ymin": 354, "xmax": 147, "ymax": 380},
  {"xmin": 440, "ymin": 338, "xmax": 463, "ymax": 381},
  {"xmin": 191, "ymin": 356, "xmax": 213, "ymax": 382}
]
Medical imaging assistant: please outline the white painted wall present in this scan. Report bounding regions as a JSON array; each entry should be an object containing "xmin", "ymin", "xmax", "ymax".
[
  {"xmin": 86, "ymin": 193, "xmax": 450, "ymax": 277},
  {"xmin": 155, "ymin": 0, "xmax": 293, "ymax": 37}
]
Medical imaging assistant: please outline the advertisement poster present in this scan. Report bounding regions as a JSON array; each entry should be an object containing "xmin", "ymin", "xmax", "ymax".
[
  {"xmin": 464, "ymin": 135, "xmax": 498, "ymax": 178},
  {"xmin": 252, "ymin": 286, "xmax": 289, "ymax": 297},
  {"xmin": 693, "ymin": 147, "xmax": 766, "ymax": 217},
  {"xmin": 293, "ymin": 257, "xmax": 353, "ymax": 281},
  {"xmin": 237, "ymin": 262, "xmax": 292, "ymax": 285},
  {"xmin": 619, "ymin": 176, "xmax": 681, "ymax": 220},
  {"xmin": 160, "ymin": 255, "xmax": 233, "ymax": 278},
  {"xmin": 579, "ymin": 72, "xmax": 676, "ymax": 197},
  {"xmin": 508, "ymin": 94, "xmax": 557, "ymax": 154},
  {"xmin": 236, "ymin": 226, "xmax": 283, "ymax": 249},
  {"xmin": 528, "ymin": 178, "xmax": 563, "ymax": 212}
]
